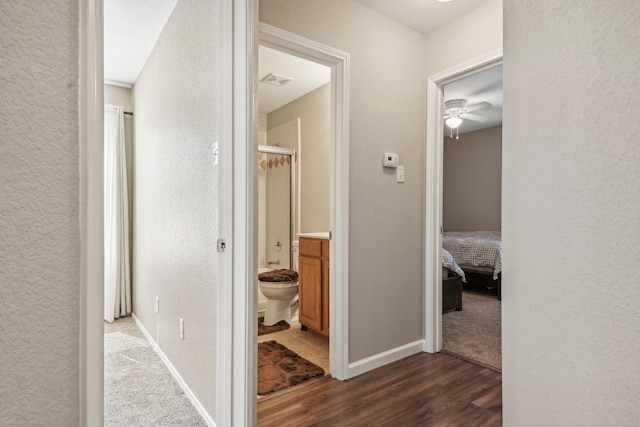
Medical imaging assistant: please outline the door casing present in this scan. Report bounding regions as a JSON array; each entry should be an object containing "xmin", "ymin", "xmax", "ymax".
[{"xmin": 423, "ymin": 49, "xmax": 503, "ymax": 353}]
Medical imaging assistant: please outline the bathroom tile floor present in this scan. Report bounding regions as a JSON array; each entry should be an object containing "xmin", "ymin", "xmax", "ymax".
[{"xmin": 258, "ymin": 319, "xmax": 330, "ymax": 375}]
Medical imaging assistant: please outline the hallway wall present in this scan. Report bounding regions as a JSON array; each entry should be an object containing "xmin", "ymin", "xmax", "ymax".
[
  {"xmin": 261, "ymin": 0, "xmax": 428, "ymax": 363},
  {"xmin": 132, "ymin": 0, "xmax": 220, "ymax": 417},
  {"xmin": 424, "ymin": 0, "xmax": 503, "ymax": 76},
  {"xmin": 503, "ymin": 1, "xmax": 640, "ymax": 424},
  {"xmin": 0, "ymin": 2, "xmax": 80, "ymax": 424}
]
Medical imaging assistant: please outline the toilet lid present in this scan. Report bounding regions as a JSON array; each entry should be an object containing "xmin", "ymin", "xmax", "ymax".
[{"xmin": 257, "ymin": 269, "xmax": 298, "ymax": 282}]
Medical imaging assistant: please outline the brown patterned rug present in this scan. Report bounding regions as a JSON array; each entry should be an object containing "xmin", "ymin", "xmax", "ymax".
[
  {"xmin": 257, "ymin": 340, "xmax": 325, "ymax": 395},
  {"xmin": 258, "ymin": 317, "xmax": 290, "ymax": 336}
]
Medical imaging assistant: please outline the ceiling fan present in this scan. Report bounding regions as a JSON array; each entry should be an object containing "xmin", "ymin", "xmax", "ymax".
[{"xmin": 443, "ymin": 99, "xmax": 491, "ymax": 139}]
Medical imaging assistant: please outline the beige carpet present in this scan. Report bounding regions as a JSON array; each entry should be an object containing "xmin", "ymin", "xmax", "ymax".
[
  {"xmin": 442, "ymin": 291, "xmax": 502, "ymax": 371},
  {"xmin": 104, "ymin": 317, "xmax": 207, "ymax": 426}
]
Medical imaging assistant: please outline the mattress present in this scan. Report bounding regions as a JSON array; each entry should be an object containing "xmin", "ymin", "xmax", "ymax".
[{"xmin": 443, "ymin": 231, "xmax": 502, "ymax": 280}]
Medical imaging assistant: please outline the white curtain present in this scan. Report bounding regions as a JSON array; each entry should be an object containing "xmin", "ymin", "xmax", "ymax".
[{"xmin": 104, "ymin": 104, "xmax": 131, "ymax": 322}]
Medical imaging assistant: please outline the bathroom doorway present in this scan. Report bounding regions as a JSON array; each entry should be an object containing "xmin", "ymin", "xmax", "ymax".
[
  {"xmin": 248, "ymin": 22, "xmax": 350, "ymax": 420},
  {"xmin": 256, "ymin": 42, "xmax": 332, "ymax": 398}
]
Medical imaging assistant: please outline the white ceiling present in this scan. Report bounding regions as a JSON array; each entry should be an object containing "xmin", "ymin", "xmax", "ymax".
[
  {"xmin": 258, "ymin": 46, "xmax": 331, "ymax": 114},
  {"xmin": 104, "ymin": 0, "xmax": 501, "ymax": 128},
  {"xmin": 444, "ymin": 64, "xmax": 503, "ymax": 134},
  {"xmin": 104, "ymin": 0, "xmax": 178, "ymax": 87},
  {"xmin": 354, "ymin": 0, "xmax": 491, "ymax": 34}
]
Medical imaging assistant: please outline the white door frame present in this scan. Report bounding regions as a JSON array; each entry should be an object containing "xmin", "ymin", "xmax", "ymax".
[
  {"xmin": 217, "ymin": 1, "xmax": 252, "ymax": 426},
  {"xmin": 79, "ymin": 0, "xmax": 104, "ymax": 425},
  {"xmin": 423, "ymin": 49, "xmax": 503, "ymax": 353},
  {"xmin": 257, "ymin": 23, "xmax": 351, "ymax": 384}
]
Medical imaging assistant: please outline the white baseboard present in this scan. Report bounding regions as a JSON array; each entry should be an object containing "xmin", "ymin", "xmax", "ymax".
[
  {"xmin": 347, "ymin": 340, "xmax": 425, "ymax": 378},
  {"xmin": 132, "ymin": 313, "xmax": 216, "ymax": 427}
]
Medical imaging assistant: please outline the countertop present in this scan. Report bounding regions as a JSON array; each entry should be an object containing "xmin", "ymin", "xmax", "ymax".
[{"xmin": 297, "ymin": 232, "xmax": 330, "ymax": 240}]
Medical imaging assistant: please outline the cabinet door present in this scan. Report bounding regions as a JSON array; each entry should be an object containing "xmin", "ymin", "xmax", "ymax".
[
  {"xmin": 298, "ymin": 255, "xmax": 323, "ymax": 332},
  {"xmin": 322, "ymin": 257, "xmax": 330, "ymax": 335}
]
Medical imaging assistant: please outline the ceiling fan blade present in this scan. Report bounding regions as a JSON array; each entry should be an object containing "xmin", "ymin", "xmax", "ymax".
[
  {"xmin": 464, "ymin": 101, "xmax": 491, "ymax": 112},
  {"xmin": 462, "ymin": 112, "xmax": 489, "ymax": 123}
]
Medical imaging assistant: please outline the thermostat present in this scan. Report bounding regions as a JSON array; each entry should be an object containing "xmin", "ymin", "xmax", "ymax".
[{"xmin": 382, "ymin": 152, "xmax": 399, "ymax": 168}]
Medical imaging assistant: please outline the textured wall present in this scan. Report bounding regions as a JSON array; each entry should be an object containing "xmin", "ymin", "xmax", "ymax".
[
  {"xmin": 132, "ymin": 0, "xmax": 219, "ymax": 417},
  {"xmin": 0, "ymin": 1, "xmax": 80, "ymax": 425},
  {"xmin": 268, "ymin": 84, "xmax": 331, "ymax": 234},
  {"xmin": 443, "ymin": 126, "xmax": 502, "ymax": 231},
  {"xmin": 503, "ymin": 1, "xmax": 640, "ymax": 424}
]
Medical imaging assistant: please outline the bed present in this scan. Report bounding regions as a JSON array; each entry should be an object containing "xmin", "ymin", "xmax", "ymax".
[
  {"xmin": 443, "ymin": 231, "xmax": 502, "ymax": 300},
  {"xmin": 442, "ymin": 248, "xmax": 465, "ymax": 311}
]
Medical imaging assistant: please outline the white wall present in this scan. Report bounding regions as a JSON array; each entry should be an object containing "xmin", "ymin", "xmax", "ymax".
[
  {"xmin": 104, "ymin": 84, "xmax": 133, "ymax": 110},
  {"xmin": 443, "ymin": 125, "xmax": 502, "ymax": 231},
  {"xmin": 261, "ymin": 0, "xmax": 428, "ymax": 362},
  {"xmin": 132, "ymin": 0, "xmax": 219, "ymax": 418},
  {"xmin": 0, "ymin": 2, "xmax": 80, "ymax": 424},
  {"xmin": 503, "ymin": 1, "xmax": 640, "ymax": 424}
]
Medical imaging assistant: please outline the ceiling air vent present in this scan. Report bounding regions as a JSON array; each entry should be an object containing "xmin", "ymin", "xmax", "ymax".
[{"xmin": 260, "ymin": 73, "xmax": 293, "ymax": 87}]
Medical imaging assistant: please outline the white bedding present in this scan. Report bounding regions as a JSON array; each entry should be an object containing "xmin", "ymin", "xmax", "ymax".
[
  {"xmin": 443, "ymin": 231, "xmax": 502, "ymax": 280},
  {"xmin": 442, "ymin": 248, "xmax": 466, "ymax": 282}
]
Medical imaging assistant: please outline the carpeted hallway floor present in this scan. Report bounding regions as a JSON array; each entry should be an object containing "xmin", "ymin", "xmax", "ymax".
[
  {"xmin": 442, "ymin": 290, "xmax": 502, "ymax": 370},
  {"xmin": 104, "ymin": 317, "xmax": 207, "ymax": 426}
]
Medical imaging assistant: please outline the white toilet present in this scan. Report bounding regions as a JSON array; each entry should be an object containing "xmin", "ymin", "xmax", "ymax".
[
  {"xmin": 258, "ymin": 240, "xmax": 298, "ymax": 326},
  {"xmin": 258, "ymin": 272, "xmax": 298, "ymax": 326}
]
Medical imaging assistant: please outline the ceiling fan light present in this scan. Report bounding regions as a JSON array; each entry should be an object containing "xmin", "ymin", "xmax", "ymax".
[{"xmin": 445, "ymin": 116, "xmax": 462, "ymax": 129}]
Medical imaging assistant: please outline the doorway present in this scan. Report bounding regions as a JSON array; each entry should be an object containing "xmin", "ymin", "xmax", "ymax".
[
  {"xmin": 251, "ymin": 22, "xmax": 350, "ymax": 412},
  {"xmin": 440, "ymin": 65, "xmax": 503, "ymax": 370},
  {"xmin": 423, "ymin": 50, "xmax": 503, "ymax": 353}
]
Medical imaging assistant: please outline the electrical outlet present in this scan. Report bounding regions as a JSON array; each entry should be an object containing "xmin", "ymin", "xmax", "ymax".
[
  {"xmin": 179, "ymin": 318, "xmax": 184, "ymax": 340},
  {"xmin": 155, "ymin": 297, "xmax": 159, "ymax": 314}
]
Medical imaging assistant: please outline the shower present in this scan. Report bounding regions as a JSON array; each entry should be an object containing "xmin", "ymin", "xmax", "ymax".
[{"xmin": 258, "ymin": 144, "xmax": 296, "ymax": 271}]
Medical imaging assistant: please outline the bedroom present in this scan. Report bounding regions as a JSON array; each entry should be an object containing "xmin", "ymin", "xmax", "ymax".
[{"xmin": 440, "ymin": 64, "xmax": 503, "ymax": 371}]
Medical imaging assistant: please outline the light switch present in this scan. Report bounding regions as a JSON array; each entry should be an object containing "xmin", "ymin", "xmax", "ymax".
[{"xmin": 396, "ymin": 165, "xmax": 405, "ymax": 183}]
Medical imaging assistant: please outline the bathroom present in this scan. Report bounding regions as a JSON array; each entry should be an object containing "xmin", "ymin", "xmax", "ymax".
[{"xmin": 256, "ymin": 45, "xmax": 332, "ymax": 396}]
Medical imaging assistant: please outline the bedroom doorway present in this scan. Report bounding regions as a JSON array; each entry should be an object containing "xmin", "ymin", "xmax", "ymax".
[
  {"xmin": 440, "ymin": 65, "xmax": 503, "ymax": 371},
  {"xmin": 423, "ymin": 50, "xmax": 503, "ymax": 359}
]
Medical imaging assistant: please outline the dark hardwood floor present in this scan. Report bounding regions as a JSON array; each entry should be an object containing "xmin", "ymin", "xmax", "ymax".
[{"xmin": 258, "ymin": 352, "xmax": 502, "ymax": 426}]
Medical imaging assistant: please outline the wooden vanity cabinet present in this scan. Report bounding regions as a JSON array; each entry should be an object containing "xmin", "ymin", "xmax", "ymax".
[{"xmin": 298, "ymin": 237, "xmax": 329, "ymax": 336}]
